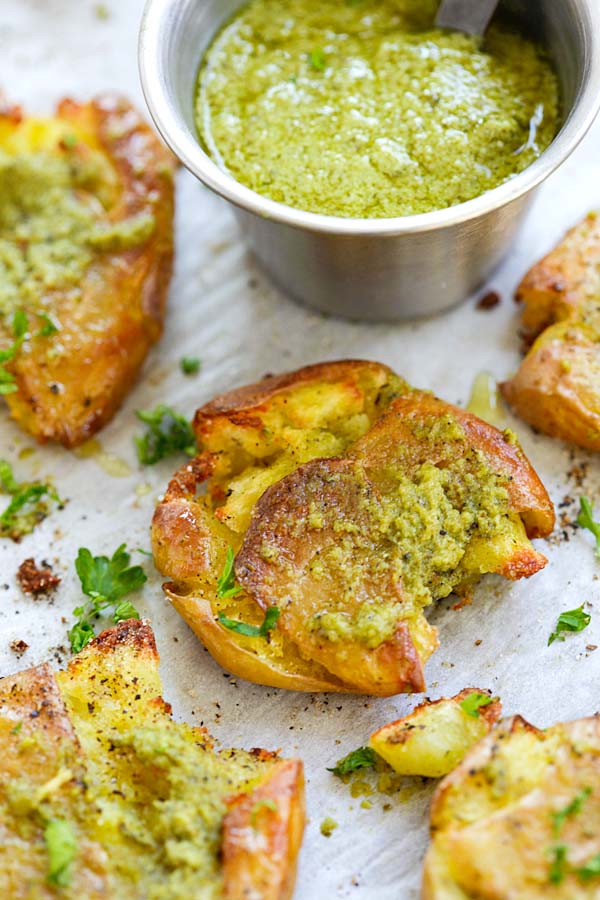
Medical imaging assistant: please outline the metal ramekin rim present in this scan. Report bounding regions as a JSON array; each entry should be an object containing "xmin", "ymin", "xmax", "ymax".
[{"xmin": 139, "ymin": 0, "xmax": 600, "ymax": 237}]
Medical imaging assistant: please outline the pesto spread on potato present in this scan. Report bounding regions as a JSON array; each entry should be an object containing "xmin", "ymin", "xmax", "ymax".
[{"xmin": 196, "ymin": 0, "xmax": 560, "ymax": 218}]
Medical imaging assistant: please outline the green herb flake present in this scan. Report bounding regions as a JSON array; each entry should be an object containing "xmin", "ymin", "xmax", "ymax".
[
  {"xmin": 320, "ymin": 817, "xmax": 338, "ymax": 837},
  {"xmin": 0, "ymin": 310, "xmax": 29, "ymax": 394},
  {"xmin": 576, "ymin": 853, "xmax": 600, "ymax": 882},
  {"xmin": 250, "ymin": 798, "xmax": 278, "ymax": 828},
  {"xmin": 37, "ymin": 313, "xmax": 60, "ymax": 337},
  {"xmin": 552, "ymin": 787, "xmax": 592, "ymax": 837},
  {"xmin": 327, "ymin": 746, "xmax": 377, "ymax": 777},
  {"xmin": 548, "ymin": 844, "xmax": 568, "ymax": 886},
  {"xmin": 577, "ymin": 496, "xmax": 600, "ymax": 558},
  {"xmin": 309, "ymin": 48, "xmax": 327, "ymax": 71},
  {"xmin": 180, "ymin": 356, "xmax": 201, "ymax": 376},
  {"xmin": 217, "ymin": 547, "xmax": 243, "ymax": 599},
  {"xmin": 459, "ymin": 691, "xmax": 496, "ymax": 719},
  {"xmin": 10, "ymin": 722, "xmax": 22, "ymax": 735},
  {"xmin": 44, "ymin": 818, "xmax": 77, "ymax": 888},
  {"xmin": 0, "ymin": 459, "xmax": 61, "ymax": 541},
  {"xmin": 135, "ymin": 405, "xmax": 196, "ymax": 465},
  {"xmin": 67, "ymin": 544, "xmax": 146, "ymax": 653},
  {"xmin": 548, "ymin": 605, "xmax": 591, "ymax": 646},
  {"xmin": 218, "ymin": 606, "xmax": 280, "ymax": 638}
]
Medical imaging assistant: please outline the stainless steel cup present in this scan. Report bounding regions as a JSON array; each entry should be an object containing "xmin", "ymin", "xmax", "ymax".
[{"xmin": 139, "ymin": 0, "xmax": 600, "ymax": 321}]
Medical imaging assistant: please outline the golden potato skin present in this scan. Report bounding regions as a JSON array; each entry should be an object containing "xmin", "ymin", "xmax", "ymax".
[
  {"xmin": 369, "ymin": 689, "xmax": 502, "ymax": 778},
  {"xmin": 153, "ymin": 361, "xmax": 554, "ymax": 696},
  {"xmin": 1, "ymin": 95, "xmax": 175, "ymax": 447},
  {"xmin": 423, "ymin": 714, "xmax": 600, "ymax": 899},
  {"xmin": 502, "ymin": 213, "xmax": 600, "ymax": 450},
  {"xmin": 0, "ymin": 621, "xmax": 305, "ymax": 900}
]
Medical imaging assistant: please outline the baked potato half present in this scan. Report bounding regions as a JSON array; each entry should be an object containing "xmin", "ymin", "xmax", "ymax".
[
  {"xmin": 423, "ymin": 713, "xmax": 600, "ymax": 899},
  {"xmin": 0, "ymin": 620, "xmax": 305, "ymax": 900},
  {"xmin": 369, "ymin": 689, "xmax": 502, "ymax": 778},
  {"xmin": 0, "ymin": 94, "xmax": 175, "ymax": 447},
  {"xmin": 502, "ymin": 213, "xmax": 600, "ymax": 449},
  {"xmin": 153, "ymin": 361, "xmax": 554, "ymax": 696}
]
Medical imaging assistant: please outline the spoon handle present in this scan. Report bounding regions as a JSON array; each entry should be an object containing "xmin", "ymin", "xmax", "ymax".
[{"xmin": 435, "ymin": 0, "xmax": 500, "ymax": 36}]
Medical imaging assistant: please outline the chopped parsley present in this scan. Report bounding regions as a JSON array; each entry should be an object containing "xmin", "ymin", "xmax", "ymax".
[
  {"xmin": 320, "ymin": 817, "xmax": 338, "ymax": 837},
  {"xmin": 552, "ymin": 787, "xmax": 591, "ymax": 837},
  {"xmin": 0, "ymin": 309, "xmax": 29, "ymax": 395},
  {"xmin": 44, "ymin": 818, "xmax": 77, "ymax": 887},
  {"xmin": 309, "ymin": 48, "xmax": 327, "ymax": 71},
  {"xmin": 576, "ymin": 853, "xmax": 600, "ymax": 881},
  {"xmin": 216, "ymin": 547, "xmax": 243, "ymax": 599},
  {"xmin": 459, "ymin": 691, "xmax": 496, "ymax": 718},
  {"xmin": 577, "ymin": 496, "xmax": 600, "ymax": 558},
  {"xmin": 180, "ymin": 356, "xmax": 201, "ymax": 376},
  {"xmin": 549, "ymin": 844, "xmax": 568, "ymax": 886},
  {"xmin": 37, "ymin": 313, "xmax": 60, "ymax": 337},
  {"xmin": 328, "ymin": 746, "xmax": 377, "ymax": 777},
  {"xmin": 218, "ymin": 606, "xmax": 280, "ymax": 638},
  {"xmin": 548, "ymin": 605, "xmax": 591, "ymax": 646},
  {"xmin": 0, "ymin": 459, "xmax": 61, "ymax": 541},
  {"xmin": 68, "ymin": 544, "xmax": 146, "ymax": 653},
  {"xmin": 135, "ymin": 405, "xmax": 196, "ymax": 465}
]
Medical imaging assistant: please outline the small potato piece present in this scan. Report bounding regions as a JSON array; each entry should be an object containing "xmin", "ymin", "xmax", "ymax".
[
  {"xmin": 1, "ymin": 95, "xmax": 175, "ymax": 447},
  {"xmin": 502, "ymin": 212, "xmax": 600, "ymax": 450},
  {"xmin": 422, "ymin": 714, "xmax": 600, "ymax": 899},
  {"xmin": 369, "ymin": 689, "xmax": 501, "ymax": 779}
]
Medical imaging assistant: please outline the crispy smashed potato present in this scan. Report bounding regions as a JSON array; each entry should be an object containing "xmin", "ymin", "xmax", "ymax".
[
  {"xmin": 423, "ymin": 713, "xmax": 600, "ymax": 898},
  {"xmin": 502, "ymin": 212, "xmax": 600, "ymax": 449},
  {"xmin": 152, "ymin": 360, "xmax": 554, "ymax": 696},
  {"xmin": 369, "ymin": 689, "xmax": 501, "ymax": 778},
  {"xmin": 0, "ymin": 620, "xmax": 304, "ymax": 899},
  {"xmin": 0, "ymin": 95, "xmax": 175, "ymax": 447}
]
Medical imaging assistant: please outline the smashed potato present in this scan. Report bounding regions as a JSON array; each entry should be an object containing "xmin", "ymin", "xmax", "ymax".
[
  {"xmin": 0, "ymin": 619, "xmax": 304, "ymax": 899},
  {"xmin": 152, "ymin": 361, "xmax": 554, "ymax": 696},
  {"xmin": 423, "ymin": 713, "xmax": 600, "ymax": 898},
  {"xmin": 369, "ymin": 689, "xmax": 501, "ymax": 778},
  {"xmin": 502, "ymin": 212, "xmax": 600, "ymax": 449},
  {"xmin": 0, "ymin": 95, "xmax": 175, "ymax": 447}
]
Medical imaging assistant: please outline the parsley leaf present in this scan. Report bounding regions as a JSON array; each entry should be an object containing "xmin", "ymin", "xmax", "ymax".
[
  {"xmin": 217, "ymin": 547, "xmax": 243, "ymax": 599},
  {"xmin": 180, "ymin": 356, "xmax": 201, "ymax": 376},
  {"xmin": 328, "ymin": 746, "xmax": 377, "ymax": 777},
  {"xmin": 576, "ymin": 853, "xmax": 600, "ymax": 881},
  {"xmin": 135, "ymin": 405, "xmax": 196, "ymax": 465},
  {"xmin": 0, "ymin": 310, "xmax": 29, "ymax": 395},
  {"xmin": 68, "ymin": 545, "xmax": 146, "ymax": 653},
  {"xmin": 37, "ymin": 313, "xmax": 60, "ymax": 337},
  {"xmin": 577, "ymin": 496, "xmax": 600, "ymax": 558},
  {"xmin": 218, "ymin": 606, "xmax": 280, "ymax": 638},
  {"xmin": 552, "ymin": 787, "xmax": 592, "ymax": 837},
  {"xmin": 0, "ymin": 459, "xmax": 61, "ymax": 540},
  {"xmin": 548, "ymin": 605, "xmax": 591, "ymax": 645},
  {"xmin": 44, "ymin": 818, "xmax": 77, "ymax": 887},
  {"xmin": 549, "ymin": 844, "xmax": 568, "ymax": 886},
  {"xmin": 459, "ymin": 692, "xmax": 496, "ymax": 719},
  {"xmin": 309, "ymin": 48, "xmax": 327, "ymax": 71}
]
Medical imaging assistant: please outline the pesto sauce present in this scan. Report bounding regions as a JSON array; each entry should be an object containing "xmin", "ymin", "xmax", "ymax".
[
  {"xmin": 308, "ymin": 415, "xmax": 512, "ymax": 647},
  {"xmin": 0, "ymin": 147, "xmax": 155, "ymax": 322},
  {"xmin": 196, "ymin": 0, "xmax": 560, "ymax": 218}
]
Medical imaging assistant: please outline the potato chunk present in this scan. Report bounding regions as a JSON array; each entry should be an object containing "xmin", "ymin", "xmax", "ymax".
[
  {"xmin": 502, "ymin": 213, "xmax": 600, "ymax": 449},
  {"xmin": 369, "ymin": 689, "xmax": 501, "ymax": 778},
  {"xmin": 423, "ymin": 714, "xmax": 600, "ymax": 899},
  {"xmin": 0, "ymin": 95, "xmax": 175, "ymax": 447},
  {"xmin": 153, "ymin": 361, "xmax": 554, "ymax": 696}
]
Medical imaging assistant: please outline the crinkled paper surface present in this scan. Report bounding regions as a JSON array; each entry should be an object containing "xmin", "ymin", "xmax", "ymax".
[{"xmin": 1, "ymin": 3, "xmax": 600, "ymax": 897}]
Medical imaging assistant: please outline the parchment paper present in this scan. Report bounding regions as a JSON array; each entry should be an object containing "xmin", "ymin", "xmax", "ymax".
[{"xmin": 2, "ymin": 3, "xmax": 600, "ymax": 897}]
